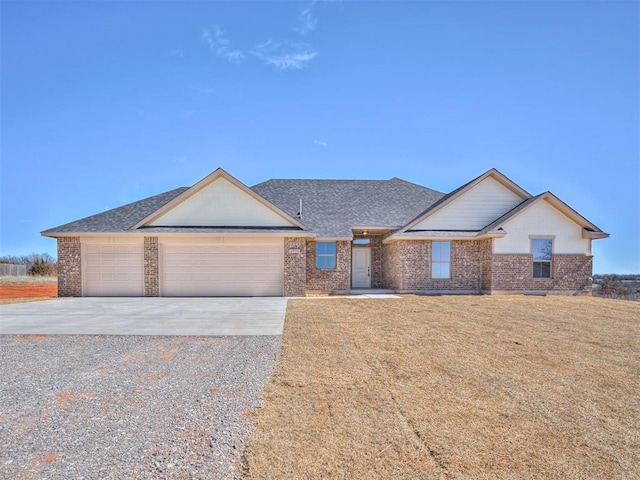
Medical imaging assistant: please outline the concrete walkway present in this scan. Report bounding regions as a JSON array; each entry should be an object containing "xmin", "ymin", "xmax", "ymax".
[{"xmin": 0, "ymin": 297, "xmax": 287, "ymax": 336}]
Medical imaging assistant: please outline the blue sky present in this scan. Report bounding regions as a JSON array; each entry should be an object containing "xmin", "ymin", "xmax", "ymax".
[{"xmin": 1, "ymin": 1, "xmax": 638, "ymax": 273}]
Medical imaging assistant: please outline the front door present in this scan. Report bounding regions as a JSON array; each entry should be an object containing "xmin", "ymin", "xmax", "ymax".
[{"xmin": 352, "ymin": 248, "xmax": 371, "ymax": 288}]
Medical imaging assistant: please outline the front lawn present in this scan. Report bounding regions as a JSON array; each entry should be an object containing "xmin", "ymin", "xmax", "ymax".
[{"xmin": 245, "ymin": 295, "xmax": 639, "ymax": 479}]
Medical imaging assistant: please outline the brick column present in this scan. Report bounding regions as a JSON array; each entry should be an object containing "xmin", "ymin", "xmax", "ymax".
[
  {"xmin": 57, "ymin": 237, "xmax": 82, "ymax": 297},
  {"xmin": 144, "ymin": 237, "xmax": 159, "ymax": 297},
  {"xmin": 284, "ymin": 237, "xmax": 306, "ymax": 296}
]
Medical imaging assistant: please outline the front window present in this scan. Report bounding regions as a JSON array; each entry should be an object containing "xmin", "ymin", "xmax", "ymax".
[
  {"xmin": 432, "ymin": 241, "xmax": 451, "ymax": 279},
  {"xmin": 316, "ymin": 242, "xmax": 336, "ymax": 269},
  {"xmin": 532, "ymin": 238, "xmax": 552, "ymax": 278}
]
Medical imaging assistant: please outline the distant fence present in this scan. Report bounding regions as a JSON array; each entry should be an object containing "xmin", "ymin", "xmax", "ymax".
[{"xmin": 0, "ymin": 264, "xmax": 27, "ymax": 276}]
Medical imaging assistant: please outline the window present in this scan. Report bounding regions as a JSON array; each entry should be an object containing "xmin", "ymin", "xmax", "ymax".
[
  {"xmin": 353, "ymin": 238, "xmax": 370, "ymax": 245},
  {"xmin": 532, "ymin": 238, "xmax": 552, "ymax": 278},
  {"xmin": 432, "ymin": 241, "xmax": 451, "ymax": 279},
  {"xmin": 316, "ymin": 242, "xmax": 337, "ymax": 269}
]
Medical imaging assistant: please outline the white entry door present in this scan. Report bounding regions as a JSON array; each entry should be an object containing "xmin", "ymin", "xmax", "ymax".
[{"xmin": 352, "ymin": 248, "xmax": 371, "ymax": 288}]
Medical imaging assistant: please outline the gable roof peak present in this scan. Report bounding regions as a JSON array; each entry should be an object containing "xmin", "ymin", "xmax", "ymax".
[
  {"xmin": 479, "ymin": 190, "xmax": 608, "ymax": 236},
  {"xmin": 132, "ymin": 167, "xmax": 308, "ymax": 230}
]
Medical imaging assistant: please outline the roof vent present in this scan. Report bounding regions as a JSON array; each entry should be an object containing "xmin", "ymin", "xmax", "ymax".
[{"xmin": 297, "ymin": 199, "xmax": 303, "ymax": 219}]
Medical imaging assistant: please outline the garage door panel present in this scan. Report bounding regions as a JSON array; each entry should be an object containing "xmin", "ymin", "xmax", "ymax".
[
  {"xmin": 84, "ymin": 244, "xmax": 144, "ymax": 296},
  {"xmin": 161, "ymin": 242, "xmax": 283, "ymax": 297}
]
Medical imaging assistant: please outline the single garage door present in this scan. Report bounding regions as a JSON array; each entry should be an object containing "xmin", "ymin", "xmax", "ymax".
[
  {"xmin": 84, "ymin": 244, "xmax": 144, "ymax": 296},
  {"xmin": 160, "ymin": 241, "xmax": 283, "ymax": 296}
]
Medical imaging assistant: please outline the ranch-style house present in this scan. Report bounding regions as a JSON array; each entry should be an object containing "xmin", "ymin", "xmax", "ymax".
[{"xmin": 42, "ymin": 168, "xmax": 609, "ymax": 297}]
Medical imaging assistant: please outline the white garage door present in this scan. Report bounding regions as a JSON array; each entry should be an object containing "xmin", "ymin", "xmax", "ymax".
[
  {"xmin": 160, "ymin": 242, "xmax": 283, "ymax": 297},
  {"xmin": 84, "ymin": 244, "xmax": 144, "ymax": 296}
]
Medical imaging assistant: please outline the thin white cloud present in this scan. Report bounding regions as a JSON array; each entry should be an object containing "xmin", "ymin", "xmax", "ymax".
[
  {"xmin": 251, "ymin": 40, "xmax": 318, "ymax": 70},
  {"xmin": 202, "ymin": 26, "xmax": 245, "ymax": 63},
  {"xmin": 191, "ymin": 85, "xmax": 216, "ymax": 97},
  {"xmin": 294, "ymin": 2, "xmax": 318, "ymax": 36},
  {"xmin": 314, "ymin": 139, "xmax": 328, "ymax": 147},
  {"xmin": 170, "ymin": 48, "xmax": 184, "ymax": 57}
]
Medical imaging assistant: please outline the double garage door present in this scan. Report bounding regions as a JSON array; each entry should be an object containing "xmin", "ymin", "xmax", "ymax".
[{"xmin": 83, "ymin": 239, "xmax": 284, "ymax": 297}]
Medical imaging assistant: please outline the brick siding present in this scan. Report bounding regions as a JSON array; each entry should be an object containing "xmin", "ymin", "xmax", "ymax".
[
  {"xmin": 490, "ymin": 253, "xmax": 593, "ymax": 294},
  {"xmin": 382, "ymin": 240, "xmax": 486, "ymax": 292},
  {"xmin": 552, "ymin": 254, "xmax": 593, "ymax": 292},
  {"xmin": 284, "ymin": 237, "xmax": 307, "ymax": 297},
  {"xmin": 305, "ymin": 240, "xmax": 351, "ymax": 294},
  {"xmin": 382, "ymin": 240, "xmax": 592, "ymax": 294},
  {"xmin": 144, "ymin": 237, "xmax": 159, "ymax": 297},
  {"xmin": 479, "ymin": 239, "xmax": 493, "ymax": 292},
  {"xmin": 57, "ymin": 237, "xmax": 82, "ymax": 297},
  {"xmin": 381, "ymin": 241, "xmax": 400, "ymax": 289}
]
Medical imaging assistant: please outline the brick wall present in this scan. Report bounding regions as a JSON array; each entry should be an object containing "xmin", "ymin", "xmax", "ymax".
[
  {"xmin": 479, "ymin": 239, "xmax": 493, "ymax": 292},
  {"xmin": 284, "ymin": 237, "xmax": 307, "ymax": 296},
  {"xmin": 144, "ymin": 237, "xmax": 159, "ymax": 297},
  {"xmin": 382, "ymin": 240, "xmax": 485, "ymax": 291},
  {"xmin": 490, "ymin": 254, "xmax": 593, "ymax": 293},
  {"xmin": 382, "ymin": 241, "xmax": 400, "ymax": 290},
  {"xmin": 552, "ymin": 254, "xmax": 593, "ymax": 292},
  {"xmin": 352, "ymin": 234, "xmax": 383, "ymax": 288},
  {"xmin": 57, "ymin": 237, "xmax": 82, "ymax": 297},
  {"xmin": 385, "ymin": 240, "xmax": 431, "ymax": 290},
  {"xmin": 491, "ymin": 255, "xmax": 538, "ymax": 291},
  {"xmin": 305, "ymin": 240, "xmax": 351, "ymax": 293}
]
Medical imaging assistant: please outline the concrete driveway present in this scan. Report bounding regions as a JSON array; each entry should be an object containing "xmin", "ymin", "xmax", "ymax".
[{"xmin": 0, "ymin": 297, "xmax": 287, "ymax": 336}]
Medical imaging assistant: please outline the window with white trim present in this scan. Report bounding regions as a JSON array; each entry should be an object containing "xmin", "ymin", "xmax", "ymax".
[
  {"xmin": 316, "ymin": 242, "xmax": 337, "ymax": 269},
  {"xmin": 532, "ymin": 238, "xmax": 552, "ymax": 278},
  {"xmin": 432, "ymin": 241, "xmax": 451, "ymax": 279}
]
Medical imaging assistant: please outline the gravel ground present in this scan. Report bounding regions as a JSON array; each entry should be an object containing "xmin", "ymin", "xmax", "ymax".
[{"xmin": 0, "ymin": 334, "xmax": 281, "ymax": 479}]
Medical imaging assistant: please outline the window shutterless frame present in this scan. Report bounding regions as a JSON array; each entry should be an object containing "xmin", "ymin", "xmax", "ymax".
[
  {"xmin": 316, "ymin": 242, "xmax": 337, "ymax": 269},
  {"xmin": 432, "ymin": 241, "xmax": 451, "ymax": 279},
  {"xmin": 531, "ymin": 238, "xmax": 552, "ymax": 278}
]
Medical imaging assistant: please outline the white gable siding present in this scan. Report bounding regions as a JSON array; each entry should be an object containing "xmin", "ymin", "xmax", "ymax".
[
  {"xmin": 412, "ymin": 177, "xmax": 523, "ymax": 231},
  {"xmin": 493, "ymin": 200, "xmax": 590, "ymax": 254},
  {"xmin": 148, "ymin": 177, "xmax": 295, "ymax": 227}
]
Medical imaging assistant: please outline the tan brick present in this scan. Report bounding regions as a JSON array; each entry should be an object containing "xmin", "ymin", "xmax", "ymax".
[
  {"xmin": 57, "ymin": 237, "xmax": 81, "ymax": 297},
  {"xmin": 144, "ymin": 237, "xmax": 159, "ymax": 297},
  {"xmin": 284, "ymin": 237, "xmax": 306, "ymax": 296},
  {"xmin": 490, "ymin": 254, "xmax": 593, "ymax": 294},
  {"xmin": 305, "ymin": 240, "xmax": 351, "ymax": 294}
]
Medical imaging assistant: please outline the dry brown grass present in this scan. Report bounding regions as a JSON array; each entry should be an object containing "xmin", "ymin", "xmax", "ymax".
[
  {"xmin": 0, "ymin": 275, "xmax": 57, "ymax": 284},
  {"xmin": 244, "ymin": 295, "xmax": 640, "ymax": 480}
]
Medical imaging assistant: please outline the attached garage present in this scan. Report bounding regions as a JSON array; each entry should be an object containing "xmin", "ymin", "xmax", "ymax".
[
  {"xmin": 83, "ymin": 243, "xmax": 144, "ymax": 296},
  {"xmin": 159, "ymin": 238, "xmax": 284, "ymax": 297},
  {"xmin": 44, "ymin": 169, "xmax": 313, "ymax": 298}
]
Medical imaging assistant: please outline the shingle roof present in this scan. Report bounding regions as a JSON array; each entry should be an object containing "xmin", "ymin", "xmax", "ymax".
[
  {"xmin": 42, "ymin": 188, "xmax": 189, "ymax": 234},
  {"xmin": 42, "ymin": 177, "xmax": 444, "ymax": 237},
  {"xmin": 251, "ymin": 178, "xmax": 445, "ymax": 237}
]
